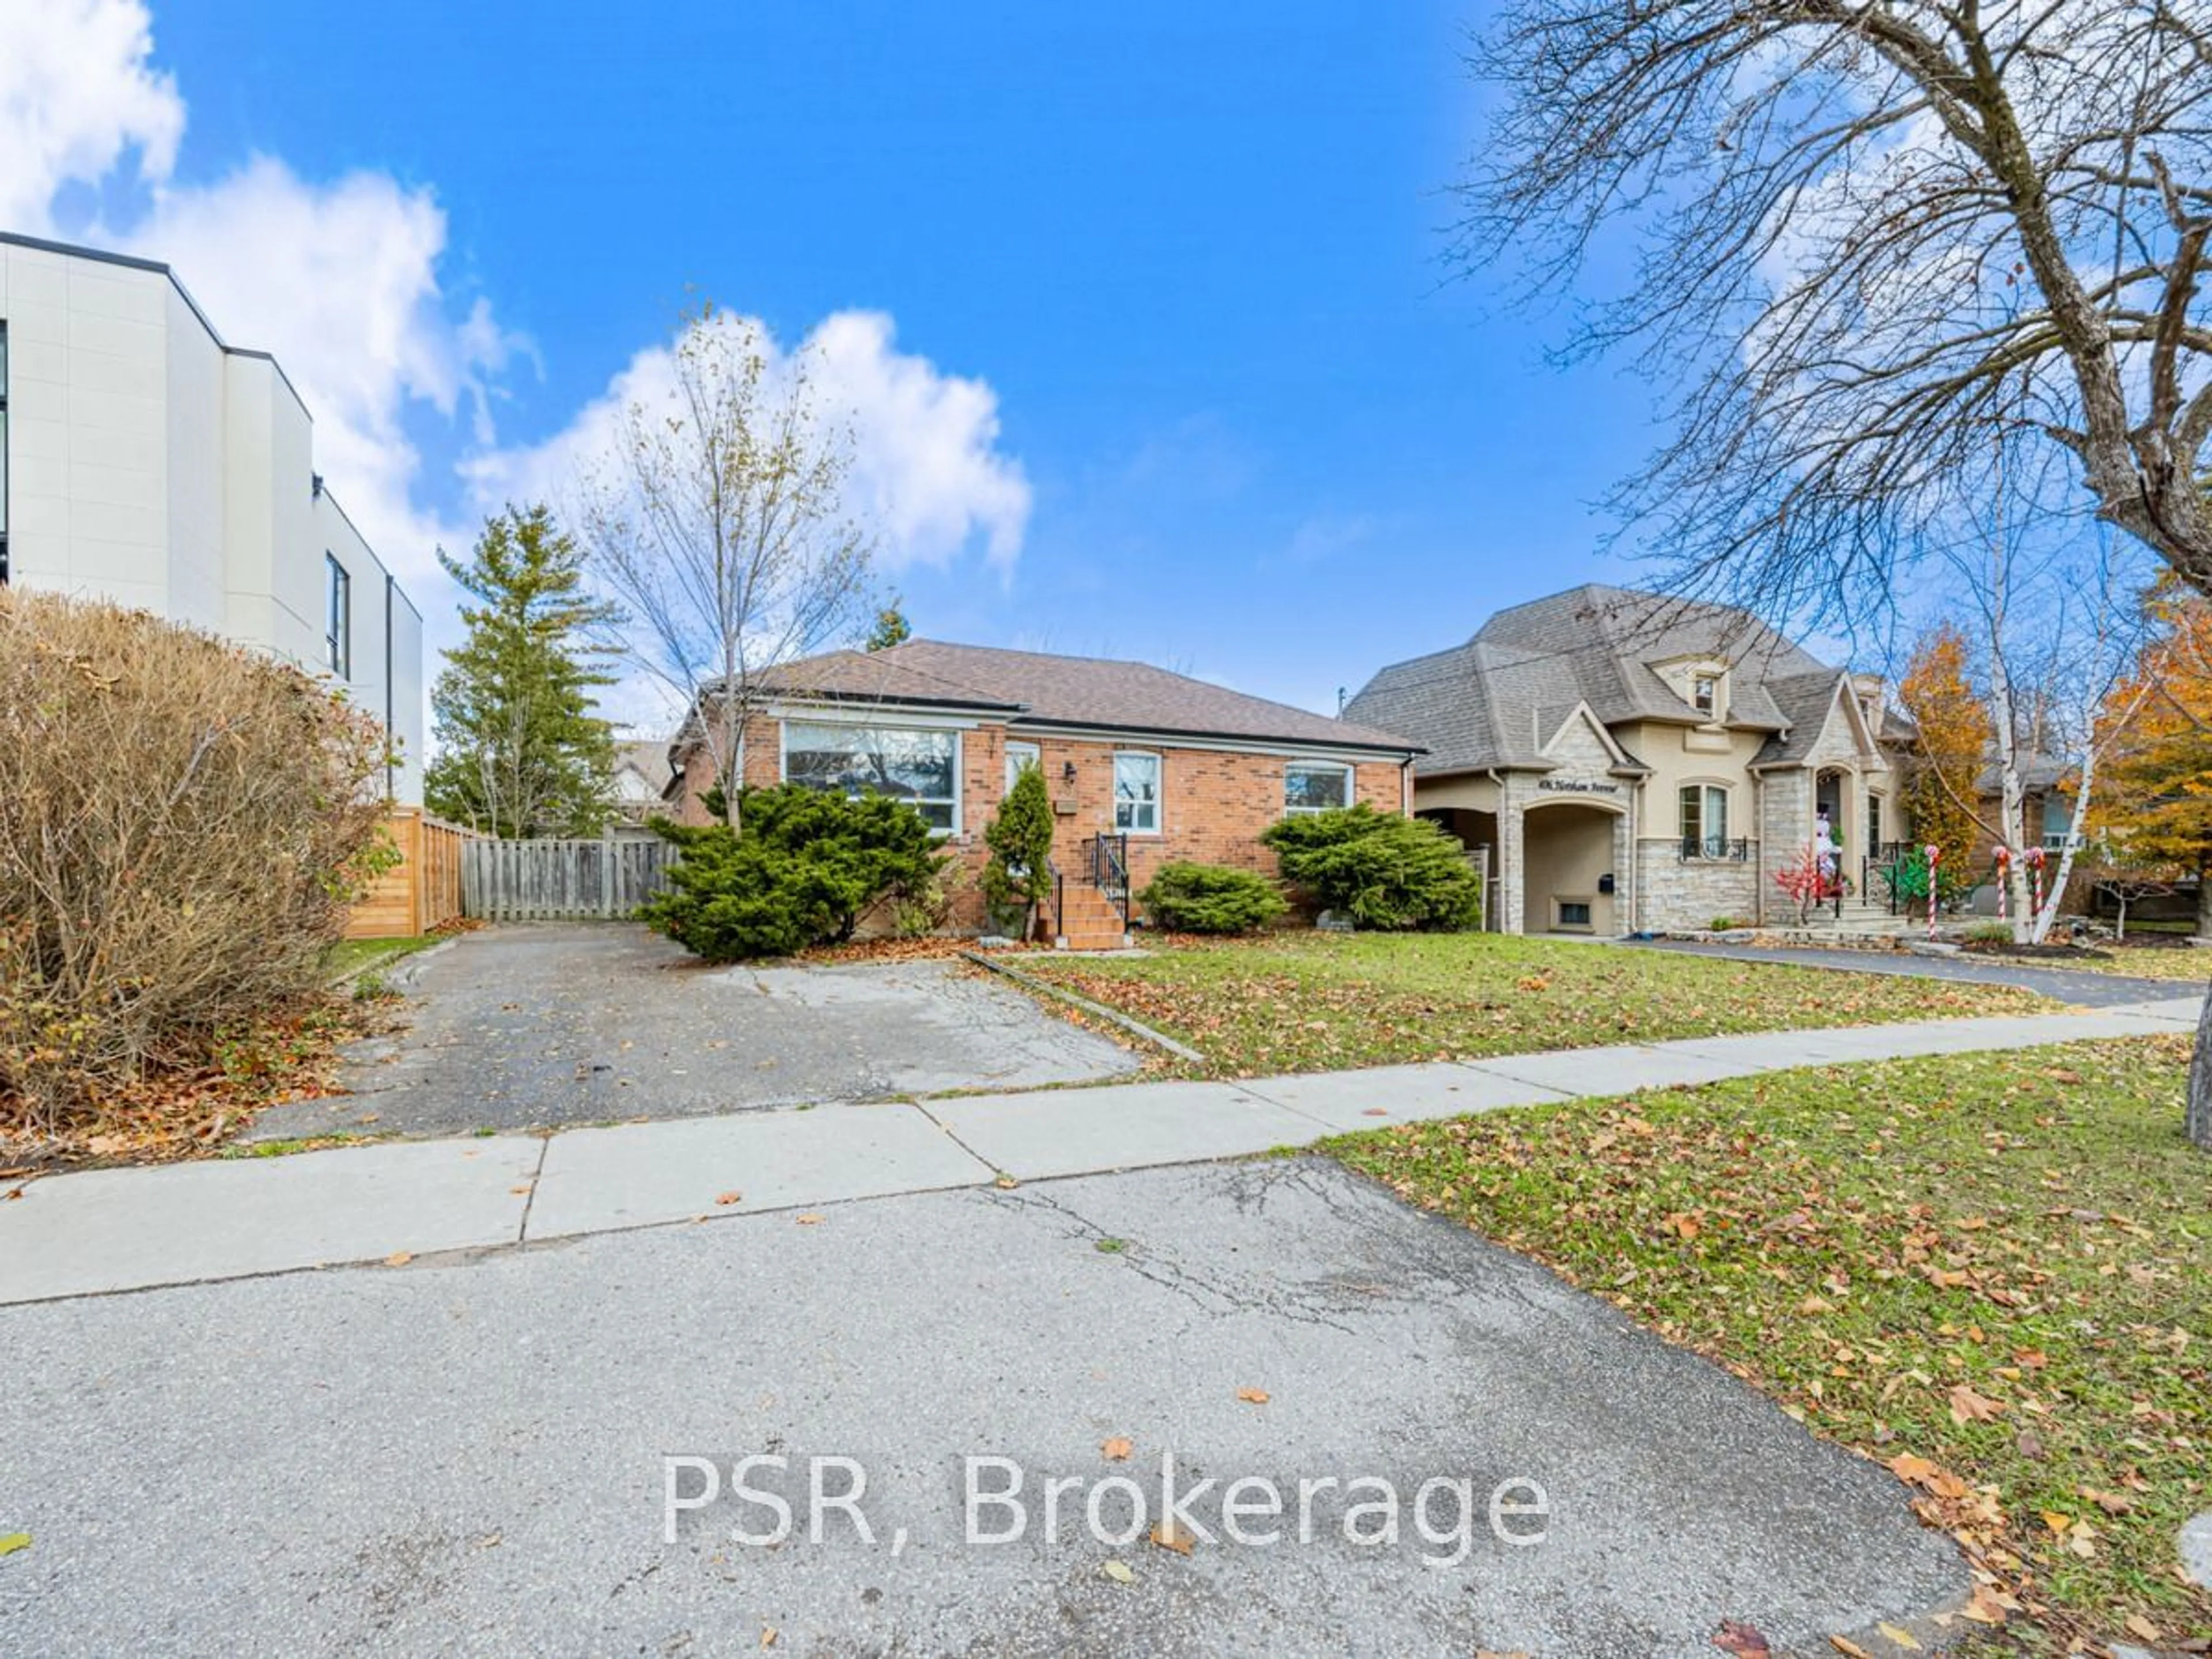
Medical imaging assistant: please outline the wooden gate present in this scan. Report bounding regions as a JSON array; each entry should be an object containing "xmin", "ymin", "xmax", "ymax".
[{"xmin": 461, "ymin": 836, "xmax": 675, "ymax": 921}]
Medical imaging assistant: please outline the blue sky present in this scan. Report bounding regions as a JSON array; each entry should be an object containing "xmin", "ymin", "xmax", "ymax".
[{"xmin": 17, "ymin": 0, "xmax": 1660, "ymax": 726}]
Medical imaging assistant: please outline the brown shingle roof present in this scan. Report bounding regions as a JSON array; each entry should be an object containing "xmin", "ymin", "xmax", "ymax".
[{"xmin": 745, "ymin": 639, "xmax": 1421, "ymax": 753}]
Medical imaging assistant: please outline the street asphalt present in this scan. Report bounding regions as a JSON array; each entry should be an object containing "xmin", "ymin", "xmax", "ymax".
[
  {"xmin": 0, "ymin": 1159, "xmax": 1969, "ymax": 1658},
  {"xmin": 244, "ymin": 926, "xmax": 1140, "ymax": 1142}
]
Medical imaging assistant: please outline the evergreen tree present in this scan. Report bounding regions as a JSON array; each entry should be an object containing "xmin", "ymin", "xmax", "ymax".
[
  {"xmin": 983, "ymin": 764, "xmax": 1056, "ymax": 938},
  {"xmin": 425, "ymin": 505, "xmax": 620, "ymax": 838},
  {"xmin": 865, "ymin": 603, "xmax": 912, "ymax": 652}
]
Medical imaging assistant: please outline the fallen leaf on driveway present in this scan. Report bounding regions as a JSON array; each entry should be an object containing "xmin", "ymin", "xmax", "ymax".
[
  {"xmin": 1827, "ymin": 1639, "xmax": 1870, "ymax": 1658},
  {"xmin": 759, "ymin": 1627, "xmax": 778, "ymax": 1648},
  {"xmin": 1235, "ymin": 1387, "xmax": 1270, "ymax": 1404},
  {"xmin": 1101, "ymin": 1437, "xmax": 1132, "ymax": 1461},
  {"xmin": 795, "ymin": 1214, "xmax": 824, "ymax": 1226},
  {"xmin": 994, "ymin": 1175, "xmax": 1020, "ymax": 1190},
  {"xmin": 1712, "ymin": 1619, "xmax": 1770, "ymax": 1656},
  {"xmin": 0, "ymin": 1532, "xmax": 29, "ymax": 1557},
  {"xmin": 509, "ymin": 1185, "xmax": 532, "ymax": 1195},
  {"xmin": 715, "ymin": 1191, "xmax": 743, "ymax": 1206},
  {"xmin": 1101, "ymin": 1559, "xmax": 1134, "ymax": 1584},
  {"xmin": 1149, "ymin": 1522, "xmax": 1194, "ymax": 1555},
  {"xmin": 384, "ymin": 1252, "xmax": 413, "ymax": 1267},
  {"xmin": 1362, "ymin": 1107, "xmax": 1389, "ymax": 1117}
]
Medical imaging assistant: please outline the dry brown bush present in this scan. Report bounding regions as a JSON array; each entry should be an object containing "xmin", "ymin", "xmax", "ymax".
[{"xmin": 0, "ymin": 590, "xmax": 393, "ymax": 1137}]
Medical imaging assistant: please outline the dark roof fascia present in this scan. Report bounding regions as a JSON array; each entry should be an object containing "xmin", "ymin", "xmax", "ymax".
[
  {"xmin": 769, "ymin": 687, "xmax": 1029, "ymax": 715},
  {"xmin": 0, "ymin": 230, "xmax": 313, "ymax": 418},
  {"xmin": 1009, "ymin": 713, "xmax": 1423, "ymax": 758}
]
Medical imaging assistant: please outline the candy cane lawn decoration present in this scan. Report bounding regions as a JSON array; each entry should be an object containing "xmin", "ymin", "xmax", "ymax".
[
  {"xmin": 1993, "ymin": 846, "xmax": 2010, "ymax": 923},
  {"xmin": 1925, "ymin": 844, "xmax": 1942, "ymax": 941},
  {"xmin": 2024, "ymin": 846, "xmax": 2047, "ymax": 930}
]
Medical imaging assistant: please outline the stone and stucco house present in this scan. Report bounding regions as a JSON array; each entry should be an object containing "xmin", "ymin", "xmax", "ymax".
[
  {"xmin": 664, "ymin": 639, "xmax": 1421, "ymax": 946},
  {"xmin": 1345, "ymin": 585, "xmax": 1908, "ymax": 935}
]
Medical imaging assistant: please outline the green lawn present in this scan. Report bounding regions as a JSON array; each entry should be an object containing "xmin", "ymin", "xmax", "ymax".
[
  {"xmin": 323, "ymin": 934, "xmax": 438, "ymax": 982},
  {"xmin": 1022, "ymin": 933, "xmax": 2055, "ymax": 1077},
  {"xmin": 1329, "ymin": 1038, "xmax": 2211, "ymax": 1651}
]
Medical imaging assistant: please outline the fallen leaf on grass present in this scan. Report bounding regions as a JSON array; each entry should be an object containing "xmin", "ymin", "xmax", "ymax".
[
  {"xmin": 1235, "ymin": 1387, "xmax": 1270, "ymax": 1404},
  {"xmin": 1101, "ymin": 1559, "xmax": 1134, "ymax": 1584},
  {"xmin": 1149, "ymin": 1522, "xmax": 1194, "ymax": 1555},
  {"xmin": 1946, "ymin": 1383, "xmax": 2004, "ymax": 1424},
  {"xmin": 1100, "ymin": 1437, "xmax": 1132, "ymax": 1461},
  {"xmin": 2124, "ymin": 1614, "xmax": 2162, "ymax": 1642},
  {"xmin": 714, "ymin": 1191, "xmax": 743, "ymax": 1206}
]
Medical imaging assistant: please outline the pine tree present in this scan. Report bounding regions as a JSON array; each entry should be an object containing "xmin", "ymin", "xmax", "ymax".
[
  {"xmin": 425, "ymin": 505, "xmax": 621, "ymax": 838},
  {"xmin": 983, "ymin": 764, "xmax": 1056, "ymax": 939},
  {"xmin": 865, "ymin": 604, "xmax": 912, "ymax": 652}
]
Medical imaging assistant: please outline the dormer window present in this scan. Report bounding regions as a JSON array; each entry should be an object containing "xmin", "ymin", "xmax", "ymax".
[{"xmin": 1692, "ymin": 673, "xmax": 1719, "ymax": 717}]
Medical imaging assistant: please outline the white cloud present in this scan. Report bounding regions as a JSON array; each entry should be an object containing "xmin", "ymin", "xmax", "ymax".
[
  {"xmin": 7, "ymin": 0, "xmax": 1029, "ymax": 732},
  {"xmin": 465, "ymin": 308, "xmax": 1032, "ymax": 574},
  {"xmin": 120, "ymin": 157, "xmax": 529, "ymax": 592},
  {"xmin": 0, "ymin": 0, "xmax": 182, "ymax": 233}
]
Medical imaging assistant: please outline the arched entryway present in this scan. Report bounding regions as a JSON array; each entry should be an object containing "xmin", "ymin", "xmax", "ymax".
[{"xmin": 1522, "ymin": 800, "xmax": 1620, "ymax": 934}]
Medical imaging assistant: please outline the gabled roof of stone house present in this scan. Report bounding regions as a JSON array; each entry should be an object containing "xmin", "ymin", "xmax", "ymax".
[
  {"xmin": 683, "ymin": 639, "xmax": 1422, "ymax": 756},
  {"xmin": 1344, "ymin": 584, "xmax": 1866, "ymax": 777}
]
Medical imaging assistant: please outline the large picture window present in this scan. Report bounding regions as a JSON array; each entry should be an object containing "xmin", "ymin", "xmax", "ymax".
[
  {"xmin": 1113, "ymin": 752, "xmax": 1160, "ymax": 834},
  {"xmin": 784, "ymin": 721, "xmax": 960, "ymax": 831},
  {"xmin": 1679, "ymin": 783, "xmax": 1730, "ymax": 857},
  {"xmin": 1283, "ymin": 761, "xmax": 1353, "ymax": 816}
]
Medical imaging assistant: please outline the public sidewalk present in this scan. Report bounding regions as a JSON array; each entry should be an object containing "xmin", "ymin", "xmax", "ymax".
[{"xmin": 2, "ymin": 995, "xmax": 2199, "ymax": 1306}]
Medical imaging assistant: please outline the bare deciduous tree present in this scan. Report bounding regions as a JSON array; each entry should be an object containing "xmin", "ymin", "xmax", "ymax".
[
  {"xmin": 578, "ymin": 305, "xmax": 873, "ymax": 827},
  {"xmin": 1461, "ymin": 0, "xmax": 2212, "ymax": 619}
]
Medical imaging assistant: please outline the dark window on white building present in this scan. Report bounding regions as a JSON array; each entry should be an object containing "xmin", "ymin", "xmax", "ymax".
[{"xmin": 325, "ymin": 553, "xmax": 351, "ymax": 677}]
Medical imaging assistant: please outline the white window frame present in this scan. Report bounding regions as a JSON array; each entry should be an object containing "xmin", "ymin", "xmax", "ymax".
[
  {"xmin": 1691, "ymin": 671, "xmax": 1721, "ymax": 718},
  {"xmin": 1112, "ymin": 750, "xmax": 1161, "ymax": 836},
  {"xmin": 1679, "ymin": 781, "xmax": 1730, "ymax": 854},
  {"xmin": 1283, "ymin": 760, "xmax": 1355, "ymax": 817},
  {"xmin": 779, "ymin": 718, "xmax": 964, "ymax": 836},
  {"xmin": 1004, "ymin": 740, "xmax": 1041, "ymax": 798}
]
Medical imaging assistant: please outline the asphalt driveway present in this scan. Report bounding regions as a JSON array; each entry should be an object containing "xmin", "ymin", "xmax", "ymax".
[
  {"xmin": 245, "ymin": 925, "xmax": 1139, "ymax": 1142},
  {"xmin": 0, "ymin": 1158, "xmax": 1965, "ymax": 1657}
]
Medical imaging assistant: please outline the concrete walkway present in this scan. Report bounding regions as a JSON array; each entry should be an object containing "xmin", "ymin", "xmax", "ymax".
[{"xmin": 2, "ymin": 994, "xmax": 2198, "ymax": 1306}]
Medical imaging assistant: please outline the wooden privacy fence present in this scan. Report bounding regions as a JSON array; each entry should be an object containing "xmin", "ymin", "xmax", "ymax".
[
  {"xmin": 461, "ymin": 836, "xmax": 676, "ymax": 921},
  {"xmin": 346, "ymin": 808, "xmax": 474, "ymax": 940}
]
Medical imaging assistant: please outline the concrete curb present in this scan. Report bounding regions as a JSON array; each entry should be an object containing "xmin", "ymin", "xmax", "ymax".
[{"xmin": 959, "ymin": 949, "xmax": 1207, "ymax": 1065}]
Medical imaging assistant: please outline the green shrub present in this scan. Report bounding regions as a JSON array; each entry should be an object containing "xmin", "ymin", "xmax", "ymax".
[
  {"xmin": 643, "ymin": 784, "xmax": 945, "ymax": 961},
  {"xmin": 983, "ymin": 764, "xmax": 1056, "ymax": 938},
  {"xmin": 1708, "ymin": 915, "xmax": 1750, "ymax": 931},
  {"xmin": 1138, "ymin": 862, "xmax": 1288, "ymax": 934},
  {"xmin": 1260, "ymin": 804, "xmax": 1483, "ymax": 931},
  {"xmin": 1964, "ymin": 919, "xmax": 2016, "ymax": 945}
]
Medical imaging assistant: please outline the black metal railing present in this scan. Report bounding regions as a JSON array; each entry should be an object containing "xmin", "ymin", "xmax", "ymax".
[
  {"xmin": 1677, "ymin": 835, "xmax": 1751, "ymax": 863},
  {"xmin": 1089, "ymin": 832, "xmax": 1131, "ymax": 930}
]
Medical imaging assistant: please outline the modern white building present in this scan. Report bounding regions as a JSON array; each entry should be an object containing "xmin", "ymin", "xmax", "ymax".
[{"xmin": 0, "ymin": 232, "xmax": 424, "ymax": 803}]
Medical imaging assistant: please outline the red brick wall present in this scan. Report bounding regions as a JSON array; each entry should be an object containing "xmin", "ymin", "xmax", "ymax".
[{"xmin": 670, "ymin": 715, "xmax": 1407, "ymax": 931}]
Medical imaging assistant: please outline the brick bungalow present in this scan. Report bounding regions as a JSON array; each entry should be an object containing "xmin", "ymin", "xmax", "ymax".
[{"xmin": 663, "ymin": 639, "xmax": 1422, "ymax": 946}]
